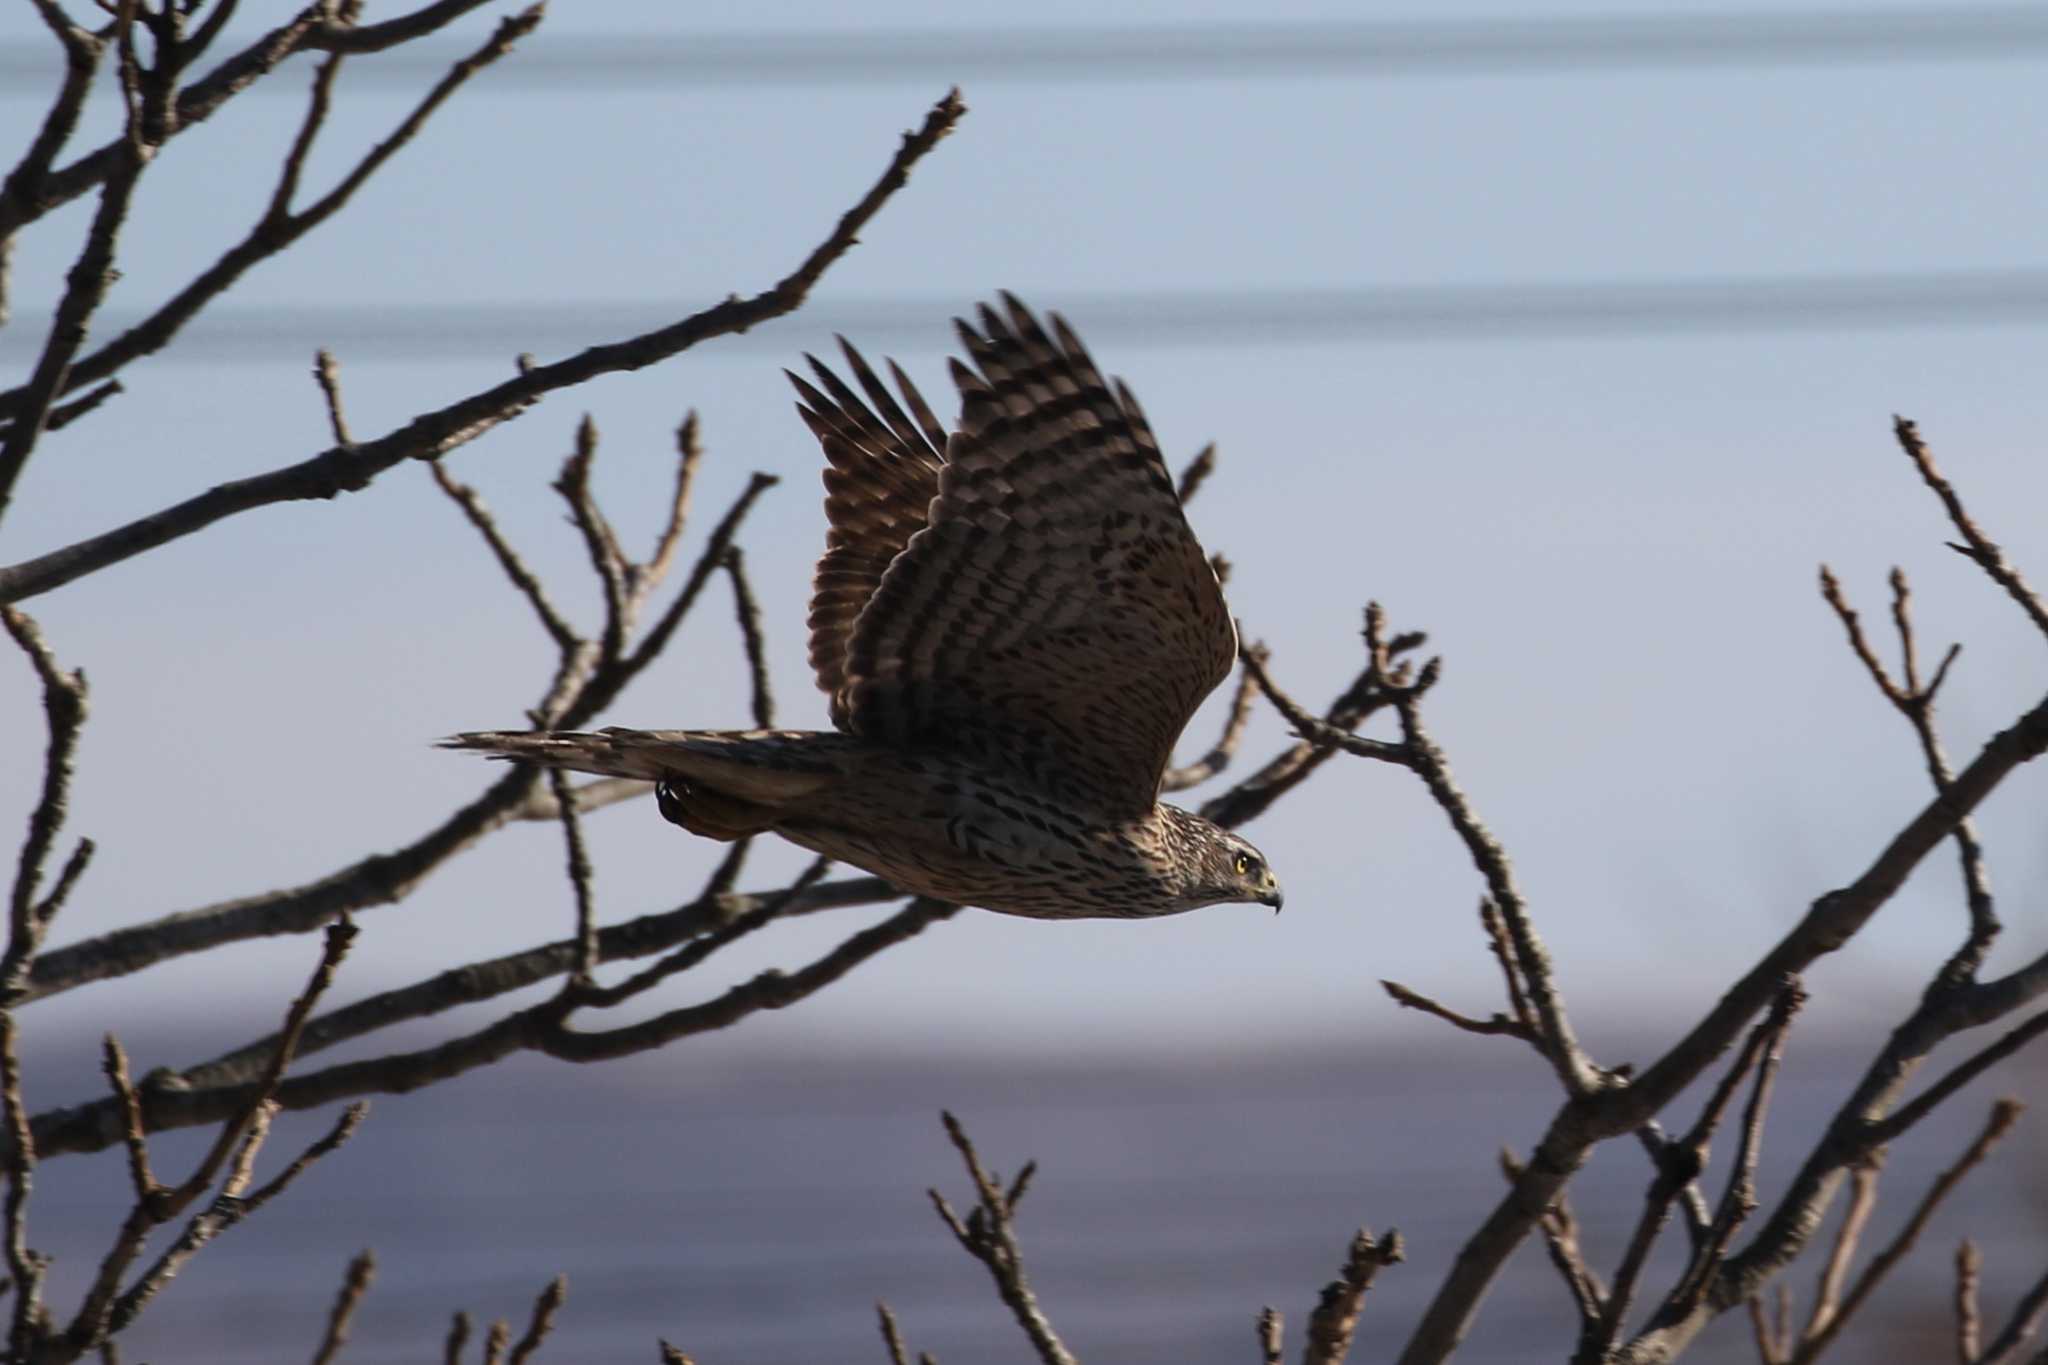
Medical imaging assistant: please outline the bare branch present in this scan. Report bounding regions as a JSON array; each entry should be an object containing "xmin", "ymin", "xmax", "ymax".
[
  {"xmin": 1820, "ymin": 564, "xmax": 1998, "ymax": 980},
  {"xmin": 29, "ymin": 868, "xmax": 903, "ymax": 1159},
  {"xmin": 546, "ymin": 770, "xmax": 599, "ymax": 988},
  {"xmin": 0, "ymin": 7, "xmax": 546, "ymax": 436},
  {"xmin": 1793, "ymin": 1099, "xmax": 2024, "ymax": 1362},
  {"xmin": 927, "ymin": 1111, "xmax": 1075, "ymax": 1365},
  {"xmin": 509, "ymin": 774, "xmax": 649, "ymax": 822},
  {"xmin": 1389, "ymin": 662, "xmax": 1598, "ymax": 1098},
  {"xmin": 445, "ymin": 1311, "xmax": 472, "ymax": 1365},
  {"xmin": 1798, "ymin": 1160, "xmax": 1880, "ymax": 1350},
  {"xmin": 100, "ymin": 1038, "xmax": 155, "ymax": 1201},
  {"xmin": 1957, "ymin": 1241, "xmax": 1982, "ymax": 1364},
  {"xmin": 44, "ymin": 379, "xmax": 123, "ymax": 433},
  {"xmin": 24, "ymin": 452, "xmax": 781, "ymax": 1007},
  {"xmin": 0, "ymin": 35, "xmax": 154, "ymax": 528},
  {"xmin": 1240, "ymin": 649, "xmax": 1411, "ymax": 767},
  {"xmin": 313, "ymin": 349, "xmax": 353, "ymax": 446},
  {"xmin": 0, "ymin": 88, "xmax": 966, "ymax": 604},
  {"xmin": 308, "ymin": 1250, "xmax": 376, "ymax": 1365},
  {"xmin": 1257, "ymin": 1305, "xmax": 1283, "ymax": 1365},
  {"xmin": 1304, "ymin": 1228, "xmax": 1404, "ymax": 1365},
  {"xmin": 555, "ymin": 415, "xmax": 631, "ymax": 662},
  {"xmin": 506, "ymin": 1274, "xmax": 565, "ymax": 1365},
  {"xmin": 0, "ymin": 1015, "xmax": 45, "ymax": 1358},
  {"xmin": 1162, "ymin": 643, "xmax": 1264, "ymax": 791},
  {"xmin": 429, "ymin": 462, "xmax": 582, "ymax": 655},
  {"xmin": 1665, "ymin": 982, "xmax": 1803, "ymax": 1322},
  {"xmin": 1502, "ymin": 1147, "xmax": 1605, "ymax": 1337},
  {"xmin": 1203, "ymin": 620, "xmax": 1427, "ymax": 829},
  {"xmin": 1478, "ymin": 898, "xmax": 1538, "ymax": 1037},
  {"xmin": 1868, "ymin": 1007, "xmax": 2048, "ymax": 1148},
  {"xmin": 1976, "ymin": 1260, "xmax": 2048, "ymax": 1365},
  {"xmin": 877, "ymin": 1301, "xmax": 910, "ymax": 1365},
  {"xmin": 0, "ymin": 6, "xmax": 103, "ymax": 326},
  {"xmin": 36, "ymin": 898, "xmax": 953, "ymax": 1159},
  {"xmin": 1381, "ymin": 979, "xmax": 1539, "ymax": 1045},
  {"xmin": 243, "ymin": 1102, "xmax": 367, "ymax": 1216},
  {"xmin": 2, "ymin": 606, "xmax": 89, "ymax": 996},
  {"xmin": 723, "ymin": 547, "xmax": 775, "ymax": 729},
  {"xmin": 1747, "ymin": 1292, "xmax": 1785, "ymax": 1365},
  {"xmin": 640, "ymin": 413, "xmax": 703, "ymax": 605},
  {"xmin": 1893, "ymin": 416, "xmax": 2048, "ymax": 640}
]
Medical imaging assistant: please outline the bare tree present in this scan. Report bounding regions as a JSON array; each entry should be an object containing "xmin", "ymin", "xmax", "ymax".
[
  {"xmin": 885, "ymin": 420, "xmax": 2048, "ymax": 1364},
  {"xmin": 3, "ymin": 4, "xmax": 2044, "ymax": 1363}
]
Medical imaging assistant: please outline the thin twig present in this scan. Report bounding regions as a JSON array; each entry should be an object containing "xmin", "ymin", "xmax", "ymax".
[
  {"xmin": 1867, "ymin": 1009, "xmax": 2048, "ymax": 1147},
  {"xmin": 1502, "ymin": 1147, "xmax": 1606, "ymax": 1334},
  {"xmin": 23, "ymin": 449, "xmax": 782, "ymax": 1007},
  {"xmin": 638, "ymin": 413, "xmax": 703, "ymax": 608},
  {"xmin": 1386, "ymin": 644, "xmax": 1598, "ymax": 1098},
  {"xmin": 43, "ymin": 380, "xmax": 122, "ymax": 432},
  {"xmin": 0, "ymin": 7, "xmax": 545, "ymax": 436},
  {"xmin": 723, "ymin": 547, "xmax": 774, "ymax": 728},
  {"xmin": 1257, "ymin": 1305, "xmax": 1283, "ymax": 1365},
  {"xmin": 30, "ymin": 870, "xmax": 904, "ymax": 1157},
  {"xmin": 2, "ymin": 606, "xmax": 90, "ymax": 997},
  {"xmin": 0, "ymin": 87, "xmax": 965, "ymax": 603},
  {"xmin": 0, "ymin": 53, "xmax": 152, "ymax": 528},
  {"xmin": 38, "ymin": 899, "xmax": 955, "ymax": 1158},
  {"xmin": 927, "ymin": 1111, "xmax": 1076, "ymax": 1365},
  {"xmin": 1956, "ymin": 1241, "xmax": 1982, "ymax": 1364},
  {"xmin": 1974, "ymin": 1259, "xmax": 2048, "ymax": 1365},
  {"xmin": 1667, "ymin": 982, "xmax": 1803, "ymax": 1319},
  {"xmin": 429, "ymin": 461, "xmax": 582, "ymax": 654},
  {"xmin": 1380, "ymin": 979, "xmax": 1539, "ymax": 1045},
  {"xmin": 1162, "ymin": 643, "xmax": 1264, "ymax": 791},
  {"xmin": 555, "ymin": 415, "xmax": 631, "ymax": 662},
  {"xmin": 1793, "ymin": 1098, "xmax": 2023, "ymax": 1362},
  {"xmin": 313, "ymin": 349, "xmax": 353, "ymax": 445},
  {"xmin": 1819, "ymin": 563, "xmax": 1998, "ymax": 980},
  {"xmin": 1799, "ymin": 1160, "xmax": 1880, "ymax": 1349},
  {"xmin": 506, "ymin": 1274, "xmax": 565, "ymax": 1365},
  {"xmin": 1893, "ymin": 417, "xmax": 2048, "ymax": 640},
  {"xmin": 1303, "ymin": 1228, "xmax": 1405, "ymax": 1365},
  {"xmin": 1200, "ymin": 624, "xmax": 1425, "ymax": 830},
  {"xmin": 309, "ymin": 1250, "xmax": 375, "ymax": 1365},
  {"xmin": 0, "ymin": 1014, "xmax": 45, "ymax": 1358},
  {"xmin": 1240, "ymin": 649, "xmax": 1412, "ymax": 767},
  {"xmin": 1747, "ymin": 1292, "xmax": 1785, "ymax": 1365},
  {"xmin": 0, "ymin": 5, "xmax": 103, "ymax": 327},
  {"xmin": 877, "ymin": 1301, "xmax": 909, "ymax": 1365},
  {"xmin": 547, "ymin": 770, "xmax": 599, "ymax": 989},
  {"xmin": 99, "ymin": 1038, "xmax": 155, "ymax": 1202}
]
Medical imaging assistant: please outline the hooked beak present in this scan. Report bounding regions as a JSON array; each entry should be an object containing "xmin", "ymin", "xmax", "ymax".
[{"xmin": 1259, "ymin": 883, "xmax": 1284, "ymax": 914}]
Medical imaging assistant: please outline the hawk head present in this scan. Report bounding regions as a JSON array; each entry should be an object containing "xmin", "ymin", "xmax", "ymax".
[{"xmin": 1164, "ymin": 808, "xmax": 1284, "ymax": 913}]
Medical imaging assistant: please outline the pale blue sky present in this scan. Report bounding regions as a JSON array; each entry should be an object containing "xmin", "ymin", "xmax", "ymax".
[{"xmin": 3, "ymin": 1, "xmax": 2045, "ymax": 1076}]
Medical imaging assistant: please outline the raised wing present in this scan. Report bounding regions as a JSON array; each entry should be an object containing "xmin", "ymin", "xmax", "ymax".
[
  {"xmin": 788, "ymin": 342, "xmax": 949, "ymax": 730},
  {"xmin": 833, "ymin": 293, "xmax": 1236, "ymax": 817}
]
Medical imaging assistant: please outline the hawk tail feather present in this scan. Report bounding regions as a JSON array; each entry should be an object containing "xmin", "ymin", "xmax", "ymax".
[{"xmin": 439, "ymin": 728, "xmax": 842, "ymax": 805}]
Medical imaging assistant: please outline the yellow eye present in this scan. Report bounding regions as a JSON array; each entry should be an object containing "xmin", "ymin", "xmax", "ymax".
[{"xmin": 1234, "ymin": 853, "xmax": 1252, "ymax": 876}]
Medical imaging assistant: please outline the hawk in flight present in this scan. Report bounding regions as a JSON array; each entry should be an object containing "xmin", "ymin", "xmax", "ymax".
[{"xmin": 449, "ymin": 295, "xmax": 1281, "ymax": 919}]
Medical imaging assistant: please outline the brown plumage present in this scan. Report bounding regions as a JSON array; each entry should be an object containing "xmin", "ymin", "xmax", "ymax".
[{"xmin": 447, "ymin": 295, "xmax": 1281, "ymax": 919}]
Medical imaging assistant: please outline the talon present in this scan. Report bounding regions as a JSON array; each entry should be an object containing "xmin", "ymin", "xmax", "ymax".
[{"xmin": 655, "ymin": 777, "xmax": 690, "ymax": 828}]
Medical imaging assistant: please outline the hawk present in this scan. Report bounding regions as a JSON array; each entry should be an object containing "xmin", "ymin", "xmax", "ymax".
[{"xmin": 448, "ymin": 295, "xmax": 1281, "ymax": 919}]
